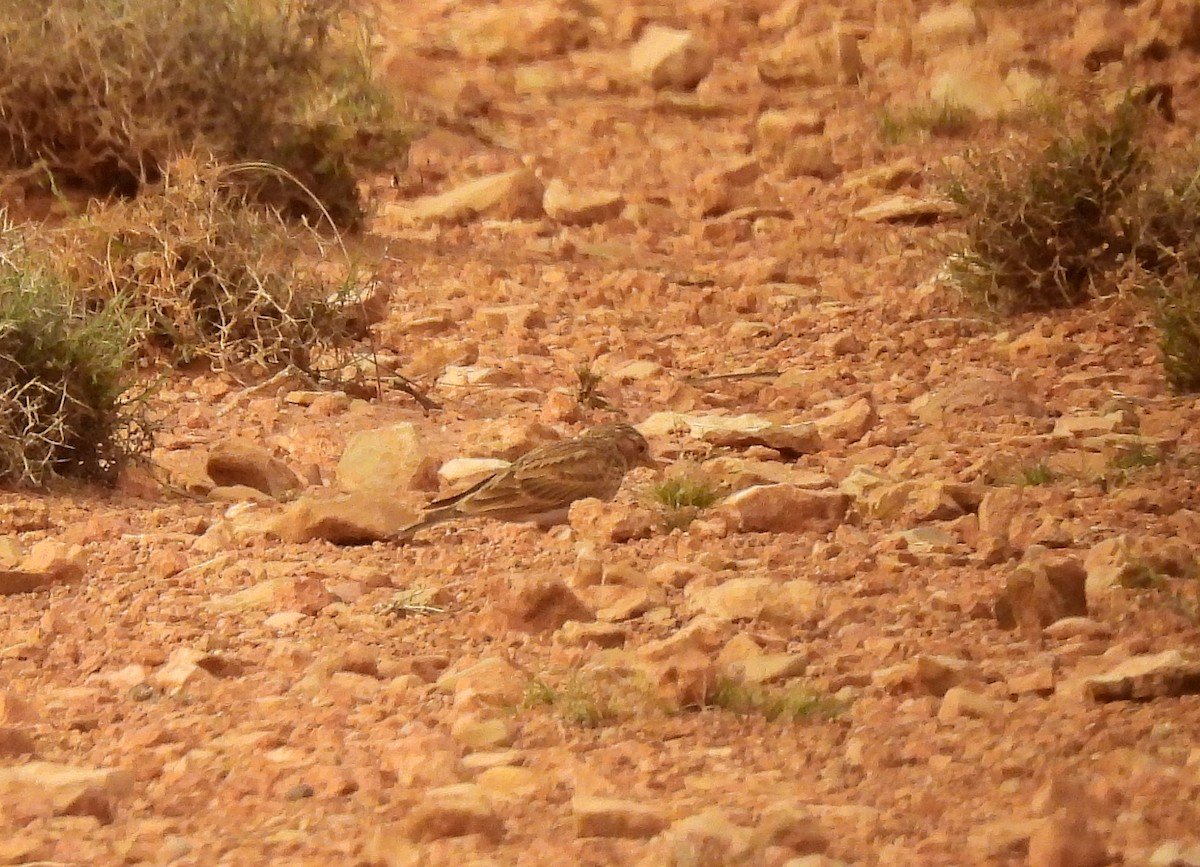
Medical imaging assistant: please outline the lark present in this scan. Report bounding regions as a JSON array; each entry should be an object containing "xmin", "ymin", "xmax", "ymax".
[{"xmin": 395, "ymin": 423, "xmax": 656, "ymax": 540}]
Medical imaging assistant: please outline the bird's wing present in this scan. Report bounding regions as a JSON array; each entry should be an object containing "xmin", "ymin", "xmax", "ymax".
[
  {"xmin": 457, "ymin": 440, "xmax": 618, "ymax": 517},
  {"xmin": 424, "ymin": 473, "xmax": 497, "ymax": 510}
]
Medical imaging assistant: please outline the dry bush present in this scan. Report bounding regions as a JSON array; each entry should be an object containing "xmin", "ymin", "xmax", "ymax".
[
  {"xmin": 0, "ymin": 0, "xmax": 411, "ymax": 226},
  {"xmin": 0, "ymin": 228, "xmax": 148, "ymax": 485},
  {"xmin": 52, "ymin": 157, "xmax": 376, "ymax": 380},
  {"xmin": 943, "ymin": 99, "xmax": 1148, "ymax": 314}
]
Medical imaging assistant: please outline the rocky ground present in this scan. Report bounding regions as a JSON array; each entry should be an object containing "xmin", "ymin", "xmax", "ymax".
[{"xmin": 2, "ymin": 1, "xmax": 1200, "ymax": 865}]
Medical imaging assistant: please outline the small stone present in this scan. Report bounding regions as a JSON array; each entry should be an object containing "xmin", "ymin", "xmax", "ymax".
[
  {"xmin": 206, "ymin": 438, "xmax": 302, "ymax": 498},
  {"xmin": 500, "ymin": 575, "xmax": 594, "ymax": 633},
  {"xmin": 569, "ymin": 499, "xmax": 657, "ymax": 544},
  {"xmin": 0, "ymin": 541, "xmax": 86, "ymax": 595},
  {"xmin": 405, "ymin": 784, "xmax": 504, "ymax": 842},
  {"xmin": 994, "ymin": 553, "xmax": 1088, "ymax": 634},
  {"xmin": 1028, "ymin": 810, "xmax": 1108, "ymax": 867},
  {"xmin": 1077, "ymin": 650, "xmax": 1200, "ymax": 702},
  {"xmin": 336, "ymin": 423, "xmax": 439, "ymax": 495},
  {"xmin": 813, "ymin": 397, "xmax": 876, "ymax": 444},
  {"xmin": 756, "ymin": 109, "xmax": 826, "ymax": 151},
  {"xmin": 572, "ymin": 795, "xmax": 666, "ymax": 839},
  {"xmin": 0, "ymin": 761, "xmax": 134, "ymax": 823},
  {"xmin": 937, "ymin": 686, "xmax": 1004, "ymax": 722},
  {"xmin": 758, "ymin": 27, "xmax": 863, "ymax": 86},
  {"xmin": 719, "ymin": 486, "xmax": 849, "ymax": 534},
  {"xmin": 543, "ymin": 179, "xmax": 625, "ymax": 225},
  {"xmin": 752, "ymin": 801, "xmax": 829, "ymax": 854},
  {"xmin": 630, "ymin": 25, "xmax": 714, "ymax": 91},
  {"xmin": 272, "ymin": 492, "xmax": 415, "ymax": 545},
  {"xmin": 392, "ymin": 169, "xmax": 545, "ymax": 224},
  {"xmin": 556, "ymin": 621, "xmax": 628, "ymax": 648},
  {"xmin": 452, "ymin": 3, "xmax": 588, "ymax": 61},
  {"xmin": 853, "ymin": 195, "xmax": 955, "ymax": 223},
  {"xmin": 690, "ymin": 577, "xmax": 820, "ymax": 626},
  {"xmin": 451, "ymin": 716, "xmax": 517, "ymax": 751}
]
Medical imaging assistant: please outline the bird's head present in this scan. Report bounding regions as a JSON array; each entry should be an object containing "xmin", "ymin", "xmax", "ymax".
[{"xmin": 592, "ymin": 422, "xmax": 659, "ymax": 470}]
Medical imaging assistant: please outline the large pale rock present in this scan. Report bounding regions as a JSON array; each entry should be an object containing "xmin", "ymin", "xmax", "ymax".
[
  {"xmin": 452, "ymin": 3, "xmax": 589, "ymax": 61},
  {"xmin": 396, "ymin": 169, "xmax": 545, "ymax": 224},
  {"xmin": 271, "ymin": 492, "xmax": 416, "ymax": 545},
  {"xmin": 689, "ymin": 577, "xmax": 821, "ymax": 625},
  {"xmin": 914, "ymin": 3, "xmax": 986, "ymax": 52},
  {"xmin": 500, "ymin": 576, "xmax": 594, "ymax": 633},
  {"xmin": 911, "ymin": 373, "xmax": 1044, "ymax": 425},
  {"xmin": 994, "ymin": 551, "xmax": 1088, "ymax": 633},
  {"xmin": 405, "ymin": 784, "xmax": 505, "ymax": 841},
  {"xmin": 460, "ymin": 419, "xmax": 559, "ymax": 460},
  {"xmin": 758, "ymin": 27, "xmax": 864, "ymax": 86},
  {"xmin": 0, "ymin": 540, "xmax": 86, "ymax": 595},
  {"xmin": 336, "ymin": 423, "xmax": 438, "ymax": 495},
  {"xmin": 630, "ymin": 25, "xmax": 714, "ymax": 90},
  {"xmin": 543, "ymin": 179, "xmax": 625, "ymax": 225},
  {"xmin": 853, "ymin": 195, "xmax": 955, "ymax": 223},
  {"xmin": 573, "ymin": 796, "xmax": 667, "ymax": 838},
  {"xmin": 719, "ymin": 486, "xmax": 849, "ymax": 534},
  {"xmin": 813, "ymin": 396, "xmax": 876, "ymax": 444},
  {"xmin": 437, "ymin": 657, "xmax": 526, "ymax": 704},
  {"xmin": 694, "ymin": 158, "xmax": 761, "ymax": 217},
  {"xmin": 1074, "ymin": 651, "xmax": 1200, "ymax": 702},
  {"xmin": 206, "ymin": 438, "xmax": 302, "ymax": 498},
  {"xmin": 756, "ymin": 109, "xmax": 826, "ymax": 151},
  {"xmin": 0, "ymin": 762, "xmax": 133, "ymax": 823},
  {"xmin": 657, "ymin": 810, "xmax": 754, "ymax": 864},
  {"xmin": 569, "ymin": 499, "xmax": 658, "ymax": 544}
]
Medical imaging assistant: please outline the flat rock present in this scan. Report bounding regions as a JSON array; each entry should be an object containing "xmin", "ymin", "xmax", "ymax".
[
  {"xmin": 335, "ymin": 422, "xmax": 438, "ymax": 495},
  {"xmin": 271, "ymin": 492, "xmax": 416, "ymax": 545},
  {"xmin": 630, "ymin": 25, "xmax": 714, "ymax": 90},
  {"xmin": 689, "ymin": 577, "xmax": 821, "ymax": 625},
  {"xmin": 1075, "ymin": 651, "xmax": 1200, "ymax": 702},
  {"xmin": 0, "ymin": 541, "xmax": 86, "ymax": 595},
  {"xmin": 0, "ymin": 761, "xmax": 133, "ymax": 823},
  {"xmin": 405, "ymin": 784, "xmax": 505, "ymax": 841},
  {"xmin": 719, "ymin": 485, "xmax": 849, "ymax": 534},
  {"xmin": 206, "ymin": 438, "xmax": 302, "ymax": 498},
  {"xmin": 853, "ymin": 195, "xmax": 956, "ymax": 223},
  {"xmin": 572, "ymin": 795, "xmax": 667, "ymax": 838},
  {"xmin": 393, "ymin": 169, "xmax": 545, "ymax": 224},
  {"xmin": 543, "ymin": 179, "xmax": 625, "ymax": 225}
]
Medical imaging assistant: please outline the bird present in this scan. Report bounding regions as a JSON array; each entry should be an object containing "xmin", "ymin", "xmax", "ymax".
[{"xmin": 394, "ymin": 422, "xmax": 656, "ymax": 540}]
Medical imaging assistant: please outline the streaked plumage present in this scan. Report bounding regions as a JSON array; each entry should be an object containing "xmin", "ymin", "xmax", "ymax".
[{"xmin": 395, "ymin": 423, "xmax": 655, "ymax": 539}]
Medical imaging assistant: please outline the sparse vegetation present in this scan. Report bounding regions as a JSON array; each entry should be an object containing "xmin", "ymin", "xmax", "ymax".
[
  {"xmin": 521, "ymin": 666, "xmax": 665, "ymax": 728},
  {"xmin": 708, "ymin": 677, "xmax": 846, "ymax": 723},
  {"xmin": 0, "ymin": 0, "xmax": 412, "ymax": 226},
  {"xmin": 50, "ymin": 157, "xmax": 374, "ymax": 380},
  {"xmin": 944, "ymin": 92, "xmax": 1200, "ymax": 392},
  {"xmin": 573, "ymin": 363, "xmax": 611, "ymax": 411},
  {"xmin": 1017, "ymin": 461, "xmax": 1057, "ymax": 486},
  {"xmin": 0, "ymin": 232, "xmax": 148, "ymax": 485},
  {"xmin": 648, "ymin": 473, "xmax": 722, "ymax": 530},
  {"xmin": 943, "ymin": 98, "xmax": 1147, "ymax": 314},
  {"xmin": 879, "ymin": 100, "xmax": 976, "ymax": 145}
]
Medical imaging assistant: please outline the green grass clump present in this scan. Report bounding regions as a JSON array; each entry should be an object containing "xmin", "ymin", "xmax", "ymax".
[
  {"xmin": 52, "ymin": 157, "xmax": 374, "ymax": 380},
  {"xmin": 648, "ymin": 474, "xmax": 722, "ymax": 530},
  {"xmin": 1017, "ymin": 461, "xmax": 1057, "ymax": 486},
  {"xmin": 708, "ymin": 677, "xmax": 846, "ymax": 723},
  {"xmin": 0, "ymin": 234, "xmax": 147, "ymax": 485},
  {"xmin": 0, "ymin": 0, "xmax": 412, "ymax": 226},
  {"xmin": 520, "ymin": 665, "xmax": 665, "ymax": 728},
  {"xmin": 879, "ymin": 100, "xmax": 976, "ymax": 145}
]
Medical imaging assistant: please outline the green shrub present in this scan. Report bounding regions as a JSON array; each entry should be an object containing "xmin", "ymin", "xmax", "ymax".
[
  {"xmin": 51, "ymin": 158, "xmax": 374, "ymax": 379},
  {"xmin": 0, "ymin": 235, "xmax": 146, "ymax": 484},
  {"xmin": 648, "ymin": 474, "xmax": 721, "ymax": 530},
  {"xmin": 878, "ymin": 100, "xmax": 976, "ymax": 145},
  {"xmin": 708, "ymin": 677, "xmax": 846, "ymax": 722},
  {"xmin": 0, "ymin": 0, "xmax": 411, "ymax": 226},
  {"xmin": 943, "ymin": 99, "xmax": 1148, "ymax": 313}
]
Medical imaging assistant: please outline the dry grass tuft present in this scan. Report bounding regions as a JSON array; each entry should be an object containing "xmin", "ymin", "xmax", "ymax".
[
  {"xmin": 49, "ymin": 157, "xmax": 377, "ymax": 381},
  {"xmin": 0, "ymin": 0, "xmax": 412, "ymax": 226}
]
